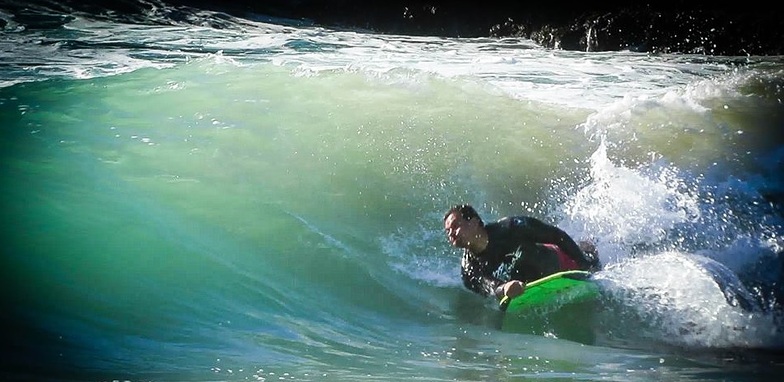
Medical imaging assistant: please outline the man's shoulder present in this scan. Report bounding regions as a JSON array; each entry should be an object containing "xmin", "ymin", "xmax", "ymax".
[
  {"xmin": 460, "ymin": 249, "xmax": 485, "ymax": 269},
  {"xmin": 493, "ymin": 215, "xmax": 535, "ymax": 228}
]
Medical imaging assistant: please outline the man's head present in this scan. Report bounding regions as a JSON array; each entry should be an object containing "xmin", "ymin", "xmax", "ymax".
[{"xmin": 443, "ymin": 204, "xmax": 485, "ymax": 249}]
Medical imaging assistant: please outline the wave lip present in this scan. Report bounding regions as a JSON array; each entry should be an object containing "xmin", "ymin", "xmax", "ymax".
[
  {"xmin": 3, "ymin": 1, "xmax": 784, "ymax": 55},
  {"xmin": 182, "ymin": 1, "xmax": 784, "ymax": 55}
]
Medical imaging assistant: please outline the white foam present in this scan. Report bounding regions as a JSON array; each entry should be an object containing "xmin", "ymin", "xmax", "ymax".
[
  {"xmin": 559, "ymin": 140, "xmax": 700, "ymax": 258},
  {"xmin": 597, "ymin": 252, "xmax": 781, "ymax": 348},
  {"xmin": 1, "ymin": 5, "xmax": 758, "ymax": 114}
]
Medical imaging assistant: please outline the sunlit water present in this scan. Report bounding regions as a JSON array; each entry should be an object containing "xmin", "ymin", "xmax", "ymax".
[{"xmin": 2, "ymin": 1, "xmax": 783, "ymax": 381}]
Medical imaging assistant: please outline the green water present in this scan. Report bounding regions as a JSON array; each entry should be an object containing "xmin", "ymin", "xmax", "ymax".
[{"xmin": 2, "ymin": 54, "xmax": 783, "ymax": 381}]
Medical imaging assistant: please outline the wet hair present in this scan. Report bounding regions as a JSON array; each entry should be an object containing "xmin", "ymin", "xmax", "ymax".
[{"xmin": 444, "ymin": 204, "xmax": 484, "ymax": 227}]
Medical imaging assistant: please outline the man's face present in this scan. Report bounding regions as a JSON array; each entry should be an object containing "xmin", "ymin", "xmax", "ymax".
[{"xmin": 444, "ymin": 212, "xmax": 480, "ymax": 249}]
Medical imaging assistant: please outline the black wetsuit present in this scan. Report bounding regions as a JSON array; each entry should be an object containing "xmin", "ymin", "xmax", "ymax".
[{"xmin": 461, "ymin": 216, "xmax": 599, "ymax": 297}]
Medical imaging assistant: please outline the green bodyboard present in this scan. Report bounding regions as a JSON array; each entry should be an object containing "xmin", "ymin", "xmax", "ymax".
[{"xmin": 503, "ymin": 270, "xmax": 600, "ymax": 313}]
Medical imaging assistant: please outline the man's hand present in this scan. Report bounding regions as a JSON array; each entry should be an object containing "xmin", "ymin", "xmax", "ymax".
[
  {"xmin": 496, "ymin": 280, "xmax": 526, "ymax": 311},
  {"xmin": 499, "ymin": 280, "xmax": 525, "ymax": 299}
]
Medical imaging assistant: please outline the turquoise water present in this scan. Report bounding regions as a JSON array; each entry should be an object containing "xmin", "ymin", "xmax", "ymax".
[{"xmin": 2, "ymin": 2, "xmax": 784, "ymax": 381}]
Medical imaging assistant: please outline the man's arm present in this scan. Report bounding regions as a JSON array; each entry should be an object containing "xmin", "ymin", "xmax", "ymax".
[{"xmin": 461, "ymin": 251, "xmax": 504, "ymax": 297}]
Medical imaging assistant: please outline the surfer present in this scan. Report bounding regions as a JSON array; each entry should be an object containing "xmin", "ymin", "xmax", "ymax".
[{"xmin": 444, "ymin": 204, "xmax": 601, "ymax": 301}]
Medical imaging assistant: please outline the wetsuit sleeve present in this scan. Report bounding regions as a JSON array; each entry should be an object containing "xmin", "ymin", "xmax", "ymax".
[
  {"xmin": 507, "ymin": 216, "xmax": 594, "ymax": 270},
  {"xmin": 460, "ymin": 250, "xmax": 504, "ymax": 297}
]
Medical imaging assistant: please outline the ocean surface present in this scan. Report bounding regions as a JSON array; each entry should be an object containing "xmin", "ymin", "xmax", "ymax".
[{"xmin": 2, "ymin": 1, "xmax": 784, "ymax": 381}]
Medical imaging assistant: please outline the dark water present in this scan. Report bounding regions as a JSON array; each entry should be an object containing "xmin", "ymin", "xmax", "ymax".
[{"xmin": 1, "ymin": 1, "xmax": 783, "ymax": 381}]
